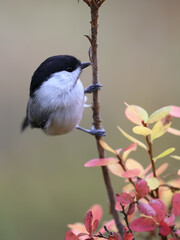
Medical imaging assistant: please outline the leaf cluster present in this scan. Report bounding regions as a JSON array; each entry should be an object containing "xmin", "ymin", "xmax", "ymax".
[{"xmin": 65, "ymin": 104, "xmax": 180, "ymax": 239}]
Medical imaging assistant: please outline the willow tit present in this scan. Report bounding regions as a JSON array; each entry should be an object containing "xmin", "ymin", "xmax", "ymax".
[{"xmin": 21, "ymin": 55, "xmax": 105, "ymax": 136}]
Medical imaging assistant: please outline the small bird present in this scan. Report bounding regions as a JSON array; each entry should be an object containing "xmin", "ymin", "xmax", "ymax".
[{"xmin": 21, "ymin": 55, "xmax": 104, "ymax": 136}]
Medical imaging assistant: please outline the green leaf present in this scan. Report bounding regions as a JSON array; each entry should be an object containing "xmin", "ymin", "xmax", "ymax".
[
  {"xmin": 153, "ymin": 148, "xmax": 175, "ymax": 162},
  {"xmin": 147, "ymin": 106, "xmax": 171, "ymax": 124},
  {"xmin": 146, "ymin": 177, "xmax": 159, "ymax": 190},
  {"xmin": 150, "ymin": 115, "xmax": 172, "ymax": 143},
  {"xmin": 133, "ymin": 126, "xmax": 152, "ymax": 136},
  {"xmin": 117, "ymin": 126, "xmax": 147, "ymax": 150}
]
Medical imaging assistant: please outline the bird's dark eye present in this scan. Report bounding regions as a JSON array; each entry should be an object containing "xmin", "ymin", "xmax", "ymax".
[{"xmin": 66, "ymin": 67, "xmax": 73, "ymax": 72}]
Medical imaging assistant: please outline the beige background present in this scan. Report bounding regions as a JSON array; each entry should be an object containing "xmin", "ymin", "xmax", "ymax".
[{"xmin": 0, "ymin": 0, "xmax": 180, "ymax": 239}]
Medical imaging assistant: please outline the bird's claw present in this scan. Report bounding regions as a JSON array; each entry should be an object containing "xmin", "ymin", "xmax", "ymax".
[
  {"xmin": 84, "ymin": 82, "xmax": 102, "ymax": 94},
  {"xmin": 90, "ymin": 126, "xmax": 106, "ymax": 137},
  {"xmin": 76, "ymin": 125, "xmax": 106, "ymax": 137}
]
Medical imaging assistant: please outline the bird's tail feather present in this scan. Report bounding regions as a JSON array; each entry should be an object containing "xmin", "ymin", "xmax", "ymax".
[{"xmin": 21, "ymin": 116, "xmax": 29, "ymax": 132}]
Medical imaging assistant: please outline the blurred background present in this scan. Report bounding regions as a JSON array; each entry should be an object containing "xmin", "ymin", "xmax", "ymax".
[{"xmin": 0, "ymin": 0, "xmax": 180, "ymax": 239}]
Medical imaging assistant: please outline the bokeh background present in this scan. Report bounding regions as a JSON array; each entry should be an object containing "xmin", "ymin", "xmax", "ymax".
[{"xmin": 0, "ymin": 0, "xmax": 180, "ymax": 239}]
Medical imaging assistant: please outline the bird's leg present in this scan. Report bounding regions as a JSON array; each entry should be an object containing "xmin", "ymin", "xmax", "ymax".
[
  {"xmin": 82, "ymin": 83, "xmax": 105, "ymax": 137},
  {"xmin": 84, "ymin": 82, "xmax": 102, "ymax": 94},
  {"xmin": 76, "ymin": 125, "xmax": 106, "ymax": 137}
]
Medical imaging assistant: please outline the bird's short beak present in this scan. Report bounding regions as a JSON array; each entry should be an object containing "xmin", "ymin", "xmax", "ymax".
[{"xmin": 81, "ymin": 62, "xmax": 91, "ymax": 69}]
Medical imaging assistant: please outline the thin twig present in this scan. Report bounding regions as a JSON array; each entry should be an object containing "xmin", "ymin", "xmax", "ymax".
[
  {"xmin": 120, "ymin": 204, "xmax": 133, "ymax": 234},
  {"xmin": 83, "ymin": 0, "xmax": 124, "ymax": 237},
  {"xmin": 159, "ymin": 184, "xmax": 180, "ymax": 192}
]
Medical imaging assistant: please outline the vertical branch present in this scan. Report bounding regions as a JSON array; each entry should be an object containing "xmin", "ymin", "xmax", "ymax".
[
  {"xmin": 83, "ymin": 0, "xmax": 124, "ymax": 237},
  {"xmin": 143, "ymin": 122, "xmax": 159, "ymax": 198}
]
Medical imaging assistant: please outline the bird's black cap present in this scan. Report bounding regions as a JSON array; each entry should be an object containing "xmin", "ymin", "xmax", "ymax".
[{"xmin": 29, "ymin": 55, "xmax": 90, "ymax": 96}]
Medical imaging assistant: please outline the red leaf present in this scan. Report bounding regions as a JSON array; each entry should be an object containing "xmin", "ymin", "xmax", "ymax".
[
  {"xmin": 92, "ymin": 219, "xmax": 99, "ymax": 233},
  {"xmin": 123, "ymin": 231, "xmax": 134, "ymax": 240},
  {"xmin": 130, "ymin": 217, "xmax": 157, "ymax": 232},
  {"xmin": 137, "ymin": 202, "xmax": 156, "ymax": 217},
  {"xmin": 172, "ymin": 193, "xmax": 180, "ymax": 217},
  {"xmin": 159, "ymin": 222, "xmax": 171, "ymax": 236},
  {"xmin": 122, "ymin": 168, "xmax": 141, "ymax": 178},
  {"xmin": 84, "ymin": 211, "xmax": 93, "ymax": 235},
  {"xmin": 109, "ymin": 233, "xmax": 122, "ymax": 240},
  {"xmin": 84, "ymin": 158, "xmax": 118, "ymax": 167},
  {"xmin": 127, "ymin": 204, "xmax": 135, "ymax": 215},
  {"xmin": 116, "ymin": 193, "xmax": 134, "ymax": 205},
  {"xmin": 65, "ymin": 230, "xmax": 77, "ymax": 240},
  {"xmin": 135, "ymin": 179, "xmax": 149, "ymax": 200},
  {"xmin": 149, "ymin": 199, "xmax": 166, "ymax": 223}
]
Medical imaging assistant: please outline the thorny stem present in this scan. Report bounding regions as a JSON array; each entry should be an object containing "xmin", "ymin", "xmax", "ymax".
[{"xmin": 83, "ymin": 0, "xmax": 124, "ymax": 237}]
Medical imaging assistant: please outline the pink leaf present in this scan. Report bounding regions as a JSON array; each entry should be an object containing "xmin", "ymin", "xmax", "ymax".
[
  {"xmin": 88, "ymin": 204, "xmax": 102, "ymax": 223},
  {"xmin": 167, "ymin": 127, "xmax": 180, "ymax": 136},
  {"xmin": 135, "ymin": 179, "xmax": 149, "ymax": 200},
  {"xmin": 65, "ymin": 230, "xmax": 77, "ymax": 240},
  {"xmin": 159, "ymin": 222, "xmax": 171, "ymax": 236},
  {"xmin": 108, "ymin": 163, "xmax": 124, "ymax": 177},
  {"xmin": 84, "ymin": 211, "xmax": 93, "ymax": 235},
  {"xmin": 170, "ymin": 105, "xmax": 180, "ymax": 118},
  {"xmin": 84, "ymin": 158, "xmax": 118, "ymax": 167},
  {"xmin": 98, "ymin": 219, "xmax": 115, "ymax": 234},
  {"xmin": 127, "ymin": 204, "xmax": 136, "ymax": 215},
  {"xmin": 122, "ymin": 168, "xmax": 140, "ymax": 178},
  {"xmin": 164, "ymin": 215, "xmax": 175, "ymax": 227},
  {"xmin": 149, "ymin": 199, "xmax": 167, "ymax": 222},
  {"xmin": 137, "ymin": 202, "xmax": 156, "ymax": 217},
  {"xmin": 122, "ymin": 143, "xmax": 138, "ymax": 160},
  {"xmin": 125, "ymin": 105, "xmax": 148, "ymax": 125},
  {"xmin": 130, "ymin": 217, "xmax": 157, "ymax": 232},
  {"xmin": 115, "ymin": 201, "xmax": 123, "ymax": 211},
  {"xmin": 116, "ymin": 193, "xmax": 134, "ymax": 205},
  {"xmin": 172, "ymin": 193, "xmax": 180, "ymax": 217}
]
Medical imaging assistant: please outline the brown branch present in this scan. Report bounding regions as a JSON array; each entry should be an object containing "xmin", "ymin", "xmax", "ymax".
[
  {"xmin": 159, "ymin": 184, "xmax": 180, "ymax": 192},
  {"xmin": 83, "ymin": 0, "xmax": 124, "ymax": 237},
  {"xmin": 143, "ymin": 122, "xmax": 158, "ymax": 198}
]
